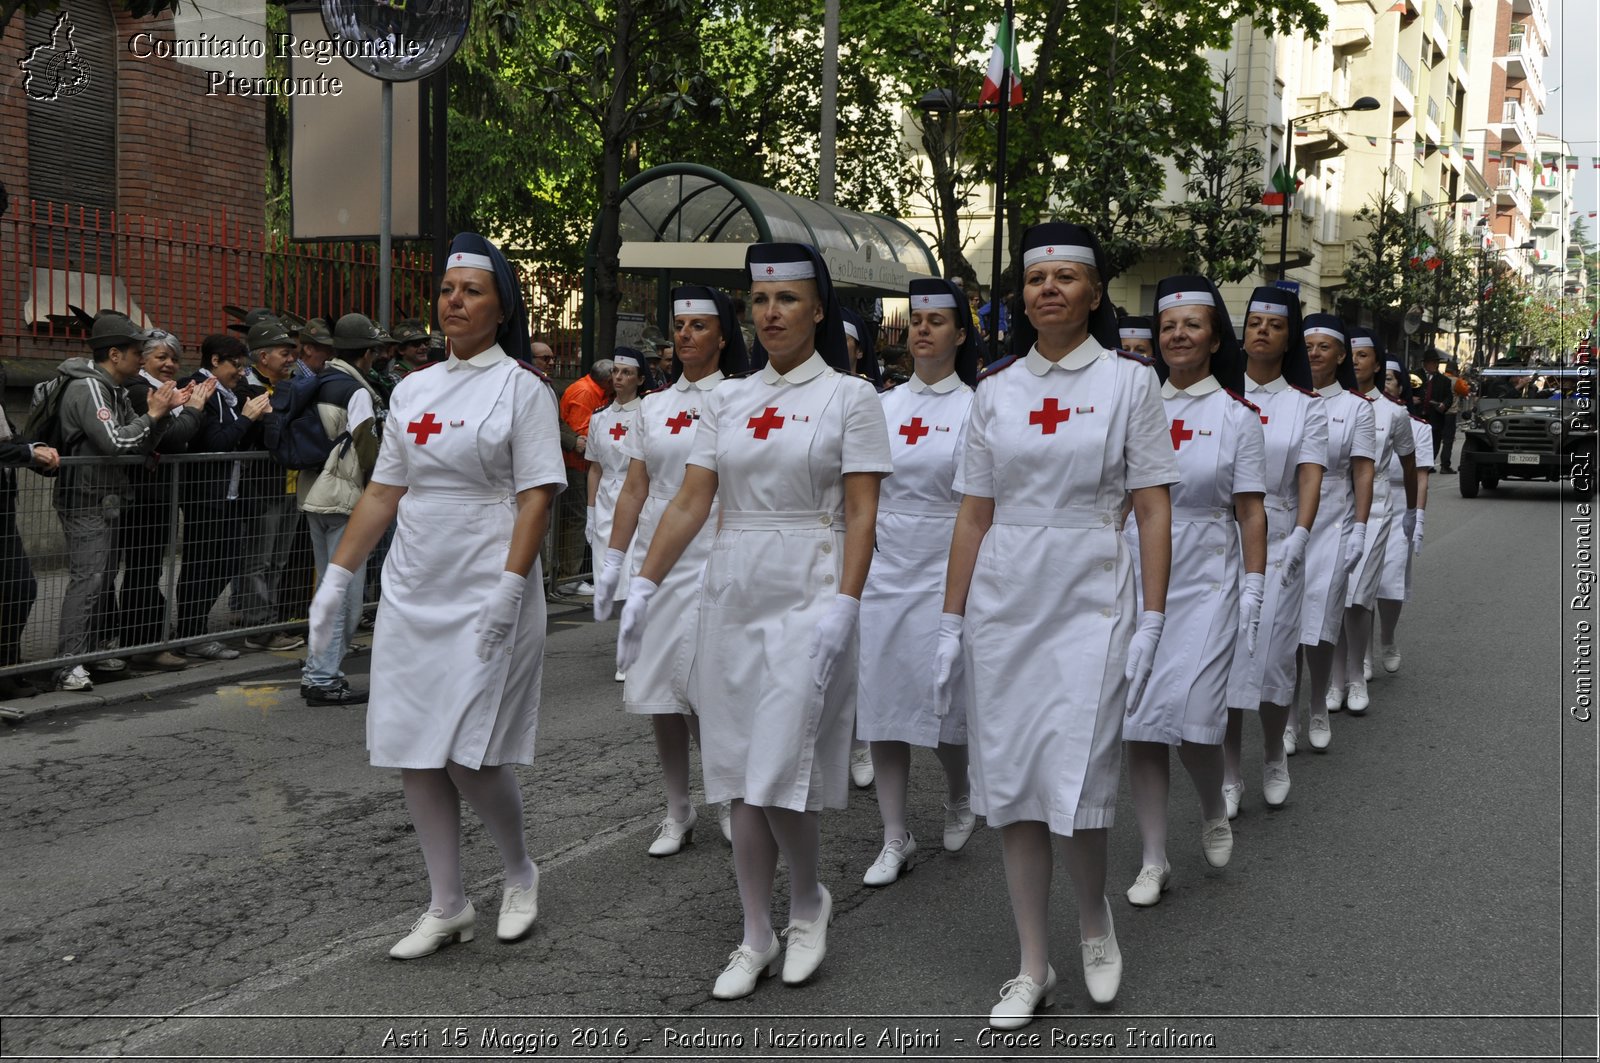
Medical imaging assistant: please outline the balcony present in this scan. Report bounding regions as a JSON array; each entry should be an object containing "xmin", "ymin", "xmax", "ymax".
[
  {"xmin": 1425, "ymin": 97, "xmax": 1442, "ymax": 144},
  {"xmin": 1393, "ymin": 56, "xmax": 1416, "ymax": 116},
  {"xmin": 1293, "ymin": 94, "xmax": 1356, "ymax": 166},
  {"xmin": 1530, "ymin": 207, "xmax": 1558, "ymax": 233},
  {"xmin": 1454, "ymin": 40, "xmax": 1469, "ymax": 87},
  {"xmin": 1512, "ymin": 0, "xmax": 1550, "ymax": 46},
  {"xmin": 1494, "ymin": 168, "xmax": 1533, "ymax": 221},
  {"xmin": 1263, "ymin": 213, "xmax": 1316, "ymax": 272},
  {"xmin": 1498, "ymin": 98, "xmax": 1533, "ymax": 146},
  {"xmin": 1319, "ymin": 240, "xmax": 1350, "ymax": 289},
  {"xmin": 1333, "ymin": 0, "xmax": 1379, "ymax": 51},
  {"xmin": 1426, "ymin": 0, "xmax": 1449, "ymax": 57},
  {"xmin": 1531, "ymin": 159, "xmax": 1562, "ymax": 197},
  {"xmin": 1503, "ymin": 26, "xmax": 1548, "ymax": 111}
]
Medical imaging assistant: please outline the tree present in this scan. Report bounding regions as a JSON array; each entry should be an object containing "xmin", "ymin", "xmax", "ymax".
[
  {"xmin": 1163, "ymin": 68, "xmax": 1268, "ymax": 283},
  {"xmin": 1, "ymin": 0, "xmax": 173, "ymax": 34}
]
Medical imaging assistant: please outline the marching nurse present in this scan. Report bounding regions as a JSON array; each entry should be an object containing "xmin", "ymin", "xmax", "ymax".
[
  {"xmin": 616, "ymin": 243, "xmax": 891, "ymax": 998},
  {"xmin": 1221, "ymin": 287, "xmax": 1326, "ymax": 802},
  {"xmin": 1117, "ymin": 316, "xmax": 1156, "ymax": 360},
  {"xmin": 1122, "ymin": 275, "xmax": 1267, "ymax": 905},
  {"xmin": 935, "ymin": 223, "xmax": 1177, "ymax": 1027},
  {"xmin": 856, "ymin": 277, "xmax": 980, "ymax": 887},
  {"xmin": 1373, "ymin": 360, "xmax": 1432, "ymax": 673},
  {"xmin": 307, "ymin": 233, "xmax": 566, "ymax": 958},
  {"xmin": 1294, "ymin": 314, "xmax": 1376, "ymax": 754},
  {"xmin": 586, "ymin": 347, "xmax": 649, "ymax": 680},
  {"xmin": 592, "ymin": 286, "xmax": 750, "ymax": 854}
]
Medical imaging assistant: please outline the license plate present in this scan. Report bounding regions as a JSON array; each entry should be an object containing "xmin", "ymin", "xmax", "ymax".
[{"xmin": 1508, "ymin": 453, "xmax": 1541, "ymax": 465}]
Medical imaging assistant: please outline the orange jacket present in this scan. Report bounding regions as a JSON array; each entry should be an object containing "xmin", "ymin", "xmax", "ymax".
[{"xmin": 560, "ymin": 375, "xmax": 610, "ymax": 470}]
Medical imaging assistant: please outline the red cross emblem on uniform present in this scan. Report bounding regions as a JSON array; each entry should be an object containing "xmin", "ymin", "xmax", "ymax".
[
  {"xmin": 898, "ymin": 417, "xmax": 929, "ymax": 445},
  {"xmin": 1260, "ymin": 414, "xmax": 1270, "ymax": 425},
  {"xmin": 1029, "ymin": 398, "xmax": 1071, "ymax": 434},
  {"xmin": 747, "ymin": 406, "xmax": 785, "ymax": 439},
  {"xmin": 609, "ymin": 422, "xmax": 628, "ymax": 440},
  {"xmin": 1170, "ymin": 419, "xmax": 1195, "ymax": 450},
  {"xmin": 665, "ymin": 410, "xmax": 694, "ymax": 434},
  {"xmin": 407, "ymin": 412, "xmax": 444, "ymax": 445}
]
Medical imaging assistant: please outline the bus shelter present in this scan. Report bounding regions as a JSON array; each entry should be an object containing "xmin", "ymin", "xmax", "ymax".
[{"xmin": 581, "ymin": 163, "xmax": 939, "ymax": 363}]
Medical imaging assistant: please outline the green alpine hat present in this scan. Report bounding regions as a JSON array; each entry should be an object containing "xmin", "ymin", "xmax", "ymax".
[
  {"xmin": 392, "ymin": 319, "xmax": 430, "ymax": 343},
  {"xmin": 294, "ymin": 317, "xmax": 335, "ymax": 346},
  {"xmin": 246, "ymin": 319, "xmax": 295, "ymax": 351},
  {"xmin": 331, "ymin": 313, "xmax": 383, "ymax": 351},
  {"xmin": 89, "ymin": 311, "xmax": 151, "ymax": 350}
]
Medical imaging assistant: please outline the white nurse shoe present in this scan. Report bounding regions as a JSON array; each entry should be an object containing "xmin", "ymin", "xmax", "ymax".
[
  {"xmin": 647, "ymin": 808, "xmax": 697, "ymax": 857},
  {"xmin": 862, "ymin": 832, "xmax": 916, "ymax": 886}
]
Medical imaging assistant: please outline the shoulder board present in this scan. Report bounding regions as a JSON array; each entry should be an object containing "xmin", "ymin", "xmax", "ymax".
[
  {"xmin": 1290, "ymin": 384, "xmax": 1319, "ymax": 398},
  {"xmin": 977, "ymin": 354, "xmax": 1020, "ymax": 381},
  {"xmin": 416, "ymin": 361, "xmax": 444, "ymax": 374},
  {"xmin": 1410, "ymin": 414, "xmax": 1429, "ymax": 425},
  {"xmin": 725, "ymin": 367, "xmax": 761, "ymax": 380},
  {"xmin": 1382, "ymin": 392, "xmax": 1405, "ymax": 406},
  {"xmin": 1353, "ymin": 391, "xmax": 1375, "ymax": 402},
  {"xmin": 1115, "ymin": 347, "xmax": 1154, "ymax": 366},
  {"xmin": 511, "ymin": 358, "xmax": 548, "ymax": 381},
  {"xmin": 1223, "ymin": 388, "xmax": 1261, "ymax": 415}
]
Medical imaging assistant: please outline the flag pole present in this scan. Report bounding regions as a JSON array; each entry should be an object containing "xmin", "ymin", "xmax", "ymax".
[{"xmin": 987, "ymin": 0, "xmax": 1013, "ymax": 363}]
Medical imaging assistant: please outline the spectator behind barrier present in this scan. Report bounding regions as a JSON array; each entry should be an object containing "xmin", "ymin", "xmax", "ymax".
[{"xmin": 0, "ymin": 371, "xmax": 59, "ymax": 697}]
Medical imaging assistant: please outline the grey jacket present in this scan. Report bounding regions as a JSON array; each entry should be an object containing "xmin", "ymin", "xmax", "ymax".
[{"xmin": 52, "ymin": 357, "xmax": 170, "ymax": 508}]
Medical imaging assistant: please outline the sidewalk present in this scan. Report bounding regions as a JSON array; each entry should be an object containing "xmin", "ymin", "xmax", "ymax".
[{"xmin": 0, "ymin": 598, "xmax": 593, "ymax": 726}]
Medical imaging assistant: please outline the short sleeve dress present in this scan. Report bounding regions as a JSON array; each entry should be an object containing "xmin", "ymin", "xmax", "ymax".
[
  {"xmin": 587, "ymin": 396, "xmax": 642, "ymax": 593},
  {"xmin": 1299, "ymin": 384, "xmax": 1378, "ymax": 647},
  {"xmin": 1345, "ymin": 389, "xmax": 1415, "ymax": 611},
  {"xmin": 1124, "ymin": 376, "xmax": 1267, "ymax": 746},
  {"xmin": 685, "ymin": 353, "xmax": 892, "ymax": 812},
  {"xmin": 1226, "ymin": 376, "xmax": 1328, "ymax": 710},
  {"xmin": 857, "ymin": 372, "xmax": 974, "ymax": 747},
  {"xmin": 618, "ymin": 371, "xmax": 726, "ymax": 714},
  {"xmin": 955, "ymin": 339, "xmax": 1178, "ymax": 834},
  {"xmin": 1379, "ymin": 414, "xmax": 1435, "ymax": 602},
  {"xmin": 366, "ymin": 348, "xmax": 567, "ymax": 769}
]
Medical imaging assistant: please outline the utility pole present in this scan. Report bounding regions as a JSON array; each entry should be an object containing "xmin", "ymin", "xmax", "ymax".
[{"xmin": 818, "ymin": 0, "xmax": 839, "ymax": 205}]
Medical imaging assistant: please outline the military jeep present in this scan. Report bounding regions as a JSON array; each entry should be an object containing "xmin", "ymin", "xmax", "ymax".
[{"xmin": 1459, "ymin": 366, "xmax": 1595, "ymax": 500}]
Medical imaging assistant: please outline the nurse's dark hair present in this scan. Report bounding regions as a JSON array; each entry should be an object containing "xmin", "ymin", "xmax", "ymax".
[{"xmin": 200, "ymin": 333, "xmax": 248, "ymax": 368}]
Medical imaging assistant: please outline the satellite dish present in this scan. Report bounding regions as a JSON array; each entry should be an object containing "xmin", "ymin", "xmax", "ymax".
[
  {"xmin": 319, "ymin": 0, "xmax": 470, "ymax": 82},
  {"xmin": 1402, "ymin": 305, "xmax": 1424, "ymax": 336}
]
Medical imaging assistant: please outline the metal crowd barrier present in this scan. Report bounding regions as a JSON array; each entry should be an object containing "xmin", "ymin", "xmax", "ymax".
[{"xmin": 1, "ymin": 450, "xmax": 597, "ymax": 683}]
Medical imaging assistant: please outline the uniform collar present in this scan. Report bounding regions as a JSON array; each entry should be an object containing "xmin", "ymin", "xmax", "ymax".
[
  {"xmin": 1317, "ymin": 382, "xmax": 1344, "ymax": 397},
  {"xmin": 759, "ymin": 352, "xmax": 828, "ymax": 385},
  {"xmin": 1160, "ymin": 374, "xmax": 1222, "ymax": 399},
  {"xmin": 1025, "ymin": 335, "xmax": 1103, "ymax": 375},
  {"xmin": 446, "ymin": 344, "xmax": 510, "ymax": 371},
  {"xmin": 615, "ymin": 396, "xmax": 641, "ymax": 411},
  {"xmin": 1363, "ymin": 386, "xmax": 1383, "ymax": 401},
  {"xmin": 906, "ymin": 370, "xmax": 964, "ymax": 394},
  {"xmin": 673, "ymin": 369, "xmax": 724, "ymax": 392},
  {"xmin": 1245, "ymin": 374, "xmax": 1288, "ymax": 394}
]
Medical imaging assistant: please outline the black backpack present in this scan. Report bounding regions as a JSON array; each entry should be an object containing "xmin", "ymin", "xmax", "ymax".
[
  {"xmin": 24, "ymin": 372, "xmax": 72, "ymax": 451},
  {"xmin": 262, "ymin": 372, "xmax": 362, "ymax": 470}
]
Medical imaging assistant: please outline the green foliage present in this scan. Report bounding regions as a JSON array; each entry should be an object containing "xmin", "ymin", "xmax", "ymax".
[
  {"xmin": 1162, "ymin": 69, "xmax": 1267, "ymax": 283},
  {"xmin": 0, "ymin": 0, "xmax": 176, "ymax": 34}
]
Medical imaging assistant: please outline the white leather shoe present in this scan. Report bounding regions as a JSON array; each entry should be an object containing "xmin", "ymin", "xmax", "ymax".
[
  {"xmin": 614, "ymin": 669, "xmax": 626, "ymax": 682},
  {"xmin": 1381, "ymin": 644, "xmax": 1402, "ymax": 673},
  {"xmin": 717, "ymin": 802, "xmax": 733, "ymax": 844},
  {"xmin": 1125, "ymin": 864, "xmax": 1170, "ymax": 907},
  {"xmin": 1325, "ymin": 683, "xmax": 1344, "ymax": 712},
  {"xmin": 497, "ymin": 869, "xmax": 539, "ymax": 941},
  {"xmin": 943, "ymin": 797, "xmax": 977, "ymax": 852},
  {"xmin": 781, "ymin": 886, "xmax": 832, "ymax": 984},
  {"xmin": 1345, "ymin": 677, "xmax": 1370, "ymax": 714},
  {"xmin": 390, "ymin": 902, "xmax": 475, "ymax": 959},
  {"xmin": 712, "ymin": 937, "xmax": 780, "ymax": 1000},
  {"xmin": 1362, "ymin": 653, "xmax": 1373, "ymax": 681},
  {"xmin": 648, "ymin": 808, "xmax": 696, "ymax": 857},
  {"xmin": 1200, "ymin": 817, "xmax": 1233, "ymax": 867},
  {"xmin": 1080, "ymin": 905, "xmax": 1122, "ymax": 1004},
  {"xmin": 1309, "ymin": 715, "xmax": 1332, "ymax": 751},
  {"xmin": 1222, "ymin": 782, "xmax": 1243, "ymax": 820},
  {"xmin": 863, "ymin": 833, "xmax": 916, "ymax": 886},
  {"xmin": 989, "ymin": 965, "xmax": 1056, "ymax": 1029},
  {"xmin": 1283, "ymin": 726, "xmax": 1298, "ymax": 757},
  {"xmin": 1262, "ymin": 761, "xmax": 1291, "ymax": 808},
  {"xmin": 849, "ymin": 747, "xmax": 874, "ymax": 788}
]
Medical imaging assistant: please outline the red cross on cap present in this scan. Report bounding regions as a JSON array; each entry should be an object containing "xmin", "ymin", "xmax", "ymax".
[
  {"xmin": 452, "ymin": 253, "xmax": 463, "ymax": 262},
  {"xmin": 765, "ymin": 265, "xmax": 775, "ymax": 275},
  {"xmin": 1045, "ymin": 246, "xmax": 1054, "ymax": 254},
  {"xmin": 1173, "ymin": 293, "xmax": 1184, "ymax": 301}
]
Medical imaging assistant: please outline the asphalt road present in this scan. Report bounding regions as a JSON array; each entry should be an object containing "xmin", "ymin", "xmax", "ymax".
[{"xmin": 1, "ymin": 475, "xmax": 1594, "ymax": 1062}]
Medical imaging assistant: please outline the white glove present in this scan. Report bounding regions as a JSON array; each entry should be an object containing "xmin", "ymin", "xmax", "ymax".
[
  {"xmin": 473, "ymin": 571, "xmax": 527, "ymax": 663},
  {"xmin": 1342, "ymin": 522, "xmax": 1367, "ymax": 575},
  {"xmin": 307, "ymin": 563, "xmax": 355, "ymax": 662},
  {"xmin": 808, "ymin": 594, "xmax": 861, "ymax": 688},
  {"xmin": 615, "ymin": 577, "xmax": 659, "ymax": 673},
  {"xmin": 1124, "ymin": 610, "xmax": 1165, "ymax": 712},
  {"xmin": 592, "ymin": 548, "xmax": 627, "ymax": 622},
  {"xmin": 1402, "ymin": 507, "xmax": 1417, "ymax": 539},
  {"xmin": 1412, "ymin": 509, "xmax": 1426, "ymax": 557},
  {"xmin": 584, "ymin": 505, "xmax": 596, "ymax": 546},
  {"xmin": 932, "ymin": 613, "xmax": 964, "ymax": 718},
  {"xmin": 1280, "ymin": 526, "xmax": 1309, "ymax": 587},
  {"xmin": 1239, "ymin": 572, "xmax": 1265, "ymax": 657}
]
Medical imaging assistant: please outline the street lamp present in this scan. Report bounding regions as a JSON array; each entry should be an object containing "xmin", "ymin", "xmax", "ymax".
[{"xmin": 1276, "ymin": 96, "xmax": 1381, "ymax": 282}]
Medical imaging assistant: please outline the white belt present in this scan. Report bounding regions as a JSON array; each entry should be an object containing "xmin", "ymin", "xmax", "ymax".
[
  {"xmin": 1171, "ymin": 506, "xmax": 1231, "ymax": 524},
  {"xmin": 993, "ymin": 506, "xmax": 1117, "ymax": 529},
  {"xmin": 407, "ymin": 489, "xmax": 511, "ymax": 504},
  {"xmin": 720, "ymin": 509, "xmax": 842, "ymax": 530},
  {"xmin": 879, "ymin": 500, "xmax": 960, "ymax": 519}
]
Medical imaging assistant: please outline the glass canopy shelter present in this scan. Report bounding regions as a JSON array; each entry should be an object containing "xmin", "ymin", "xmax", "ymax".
[{"xmin": 581, "ymin": 163, "xmax": 940, "ymax": 363}]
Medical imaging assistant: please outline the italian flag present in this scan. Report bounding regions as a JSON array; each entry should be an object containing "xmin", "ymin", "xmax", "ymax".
[{"xmin": 978, "ymin": 15, "xmax": 1023, "ymax": 107}]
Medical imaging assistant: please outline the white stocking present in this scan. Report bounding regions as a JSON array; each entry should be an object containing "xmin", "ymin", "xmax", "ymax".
[
  {"xmin": 1125, "ymin": 741, "xmax": 1170, "ymax": 867},
  {"xmin": 999, "ymin": 821, "xmax": 1052, "ymax": 982},
  {"xmin": 444, "ymin": 761, "xmax": 535, "ymax": 890},
  {"xmin": 870, "ymin": 741, "xmax": 911, "ymax": 845},
  {"xmin": 400, "ymin": 767, "xmax": 466, "ymax": 916}
]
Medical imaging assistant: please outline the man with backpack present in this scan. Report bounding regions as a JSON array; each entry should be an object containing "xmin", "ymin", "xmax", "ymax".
[
  {"xmin": 38, "ymin": 312, "xmax": 195, "ymax": 691},
  {"xmin": 268, "ymin": 313, "xmax": 385, "ymax": 705}
]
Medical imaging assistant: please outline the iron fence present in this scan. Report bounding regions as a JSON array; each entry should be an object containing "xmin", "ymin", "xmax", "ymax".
[{"xmin": 2, "ymin": 450, "xmax": 596, "ymax": 686}]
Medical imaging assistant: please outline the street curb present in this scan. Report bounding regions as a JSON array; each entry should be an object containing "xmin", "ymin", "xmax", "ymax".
[{"xmin": 1, "ymin": 600, "xmax": 593, "ymax": 728}]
